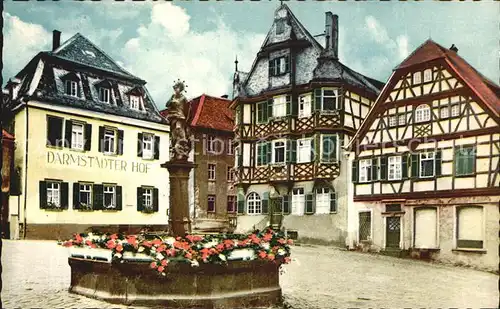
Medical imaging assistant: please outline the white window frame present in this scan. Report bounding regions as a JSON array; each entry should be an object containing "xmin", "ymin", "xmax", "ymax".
[
  {"xmin": 142, "ymin": 133, "xmax": 154, "ymax": 159},
  {"xmin": 246, "ymin": 192, "xmax": 262, "ymax": 215},
  {"xmin": 272, "ymin": 95, "xmax": 287, "ymax": 118},
  {"xmin": 398, "ymin": 114, "xmax": 406, "ymax": 126},
  {"xmin": 65, "ymin": 80, "xmax": 78, "ymax": 97},
  {"xmin": 359, "ymin": 159, "xmax": 372, "ymax": 183},
  {"xmin": 206, "ymin": 135, "xmax": 216, "ymax": 153},
  {"xmin": 298, "ymin": 93, "xmax": 312, "ymax": 118},
  {"xmin": 320, "ymin": 134, "xmax": 339, "ymax": 163},
  {"xmin": 415, "ymin": 104, "xmax": 431, "ymax": 123},
  {"xmin": 227, "ymin": 139, "xmax": 234, "ymax": 155},
  {"xmin": 297, "ymin": 138, "xmax": 312, "ymax": 163},
  {"xmin": 423, "ymin": 69, "xmax": 433, "ymax": 82},
  {"xmin": 419, "ymin": 151, "xmax": 435, "ymax": 178},
  {"xmin": 279, "ymin": 57, "xmax": 287, "ymax": 74},
  {"xmin": 291, "ymin": 188, "xmax": 305, "ymax": 216},
  {"xmin": 440, "ymin": 107, "xmax": 449, "ymax": 119},
  {"xmin": 104, "ymin": 185, "xmax": 116, "ymax": 209},
  {"xmin": 47, "ymin": 181, "xmax": 61, "ymax": 207},
  {"xmin": 79, "ymin": 183, "xmax": 92, "ymax": 207},
  {"xmin": 208, "ymin": 163, "xmax": 216, "ymax": 181},
  {"xmin": 104, "ymin": 129, "xmax": 116, "ymax": 154},
  {"xmin": 388, "ymin": 115, "xmax": 397, "ymax": 127},
  {"xmin": 272, "ymin": 139, "xmax": 286, "ymax": 164},
  {"xmin": 413, "ymin": 72, "xmax": 421, "ymax": 85},
  {"xmin": 315, "ymin": 187, "xmax": 330, "ymax": 214},
  {"xmin": 451, "ymin": 104, "xmax": 460, "ymax": 117},
  {"xmin": 130, "ymin": 95, "xmax": 141, "ymax": 111},
  {"xmin": 320, "ymin": 88, "xmax": 339, "ymax": 111},
  {"xmin": 98, "ymin": 87, "xmax": 110, "ymax": 103},
  {"xmin": 455, "ymin": 206, "xmax": 484, "ymax": 250},
  {"xmin": 71, "ymin": 122, "xmax": 84, "ymax": 150},
  {"xmin": 227, "ymin": 166, "xmax": 234, "ymax": 182},
  {"xmin": 388, "ymin": 156, "xmax": 402, "ymax": 180}
]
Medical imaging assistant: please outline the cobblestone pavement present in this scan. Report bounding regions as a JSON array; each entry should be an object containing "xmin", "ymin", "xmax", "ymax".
[{"xmin": 1, "ymin": 240, "xmax": 498, "ymax": 309}]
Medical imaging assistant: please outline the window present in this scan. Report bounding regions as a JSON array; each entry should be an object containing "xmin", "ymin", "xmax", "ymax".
[
  {"xmin": 256, "ymin": 101, "xmax": 268, "ymax": 123},
  {"xmin": 269, "ymin": 56, "xmax": 290, "ymax": 76},
  {"xmin": 315, "ymin": 187, "xmax": 330, "ymax": 214},
  {"xmin": 456, "ymin": 206, "xmax": 484, "ymax": 249},
  {"xmin": 98, "ymin": 87, "xmax": 110, "ymax": 103},
  {"xmin": 414, "ymin": 207, "xmax": 438, "ymax": 248},
  {"xmin": 398, "ymin": 114, "xmax": 406, "ymax": 126},
  {"xmin": 423, "ymin": 69, "xmax": 433, "ymax": 82},
  {"xmin": 207, "ymin": 195, "xmax": 216, "ymax": 212},
  {"xmin": 47, "ymin": 116, "xmax": 64, "ymax": 147},
  {"xmin": 388, "ymin": 115, "xmax": 397, "ymax": 127},
  {"xmin": 227, "ymin": 196, "xmax": 236, "ymax": 213},
  {"xmin": 65, "ymin": 80, "xmax": 78, "ymax": 97},
  {"xmin": 272, "ymin": 95, "xmax": 287, "ymax": 118},
  {"xmin": 208, "ymin": 164, "xmax": 216, "ymax": 180},
  {"xmin": 320, "ymin": 88, "xmax": 339, "ymax": 111},
  {"xmin": 47, "ymin": 182, "xmax": 60, "ymax": 207},
  {"xmin": 272, "ymin": 140, "xmax": 286, "ymax": 164},
  {"xmin": 440, "ymin": 107, "xmax": 449, "ymax": 119},
  {"xmin": 321, "ymin": 134, "xmax": 338, "ymax": 163},
  {"xmin": 227, "ymin": 139, "xmax": 234, "ymax": 155},
  {"xmin": 291, "ymin": 188, "xmax": 304, "ymax": 216},
  {"xmin": 246, "ymin": 192, "xmax": 262, "ymax": 214},
  {"xmin": 298, "ymin": 93, "xmax": 312, "ymax": 118},
  {"xmin": 256, "ymin": 142, "xmax": 267, "ymax": 166},
  {"xmin": 297, "ymin": 138, "xmax": 312, "ymax": 163},
  {"xmin": 358, "ymin": 211, "xmax": 372, "ymax": 242},
  {"xmin": 104, "ymin": 185, "xmax": 116, "ymax": 209},
  {"xmin": 104, "ymin": 129, "xmax": 116, "ymax": 154},
  {"xmin": 142, "ymin": 187, "xmax": 153, "ymax": 210},
  {"xmin": 130, "ymin": 95, "xmax": 140, "ymax": 110},
  {"xmin": 142, "ymin": 134, "xmax": 154, "ymax": 159},
  {"xmin": 79, "ymin": 183, "xmax": 92, "ymax": 208},
  {"xmin": 227, "ymin": 166, "xmax": 234, "ymax": 182},
  {"xmin": 455, "ymin": 146, "xmax": 475, "ymax": 176},
  {"xmin": 413, "ymin": 72, "xmax": 421, "ymax": 84},
  {"xmin": 420, "ymin": 152, "xmax": 435, "ymax": 178},
  {"xmin": 71, "ymin": 123, "xmax": 84, "ymax": 150},
  {"xmin": 276, "ymin": 19, "xmax": 285, "ymax": 35},
  {"xmin": 451, "ymin": 104, "xmax": 460, "ymax": 117},
  {"xmin": 206, "ymin": 135, "xmax": 216, "ymax": 153},
  {"xmin": 415, "ymin": 104, "xmax": 431, "ymax": 123},
  {"xmin": 388, "ymin": 156, "xmax": 402, "ymax": 180},
  {"xmin": 359, "ymin": 159, "xmax": 372, "ymax": 183}
]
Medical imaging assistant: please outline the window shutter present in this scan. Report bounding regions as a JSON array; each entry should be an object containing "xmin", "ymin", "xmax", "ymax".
[
  {"xmin": 332, "ymin": 135, "xmax": 338, "ymax": 161},
  {"xmin": 237, "ymin": 192, "xmax": 245, "ymax": 214},
  {"xmin": 352, "ymin": 159, "xmax": 359, "ymax": 183},
  {"xmin": 262, "ymin": 102, "xmax": 268, "ymax": 122},
  {"xmin": 291, "ymin": 95, "xmax": 298, "ymax": 116},
  {"xmin": 154, "ymin": 136, "xmax": 161, "ymax": 160},
  {"xmin": 116, "ymin": 186, "xmax": 123, "ymax": 210},
  {"xmin": 266, "ymin": 141, "xmax": 272, "ymax": 164},
  {"xmin": 337, "ymin": 90, "xmax": 344, "ymax": 110},
  {"xmin": 262, "ymin": 192, "xmax": 269, "ymax": 214},
  {"xmin": 268, "ymin": 59, "xmax": 275, "ymax": 76},
  {"xmin": 380, "ymin": 156, "xmax": 388, "ymax": 180},
  {"xmin": 64, "ymin": 120, "xmax": 73, "ymax": 148},
  {"xmin": 60, "ymin": 182, "xmax": 69, "ymax": 209},
  {"xmin": 47, "ymin": 116, "xmax": 63, "ymax": 147},
  {"xmin": 314, "ymin": 88, "xmax": 322, "ymax": 111},
  {"xmin": 402, "ymin": 154, "xmax": 409, "ymax": 179},
  {"xmin": 39, "ymin": 181, "xmax": 47, "ymax": 209},
  {"xmin": 93, "ymin": 184, "xmax": 104, "ymax": 210},
  {"xmin": 267, "ymin": 98, "xmax": 273, "ymax": 119},
  {"xmin": 137, "ymin": 187, "xmax": 144, "ymax": 212},
  {"xmin": 73, "ymin": 183, "xmax": 80, "ymax": 209},
  {"xmin": 305, "ymin": 193, "xmax": 314, "ymax": 214},
  {"xmin": 435, "ymin": 150, "xmax": 442, "ymax": 176},
  {"xmin": 153, "ymin": 188, "xmax": 159, "ymax": 212},
  {"xmin": 411, "ymin": 154, "xmax": 419, "ymax": 178},
  {"xmin": 84, "ymin": 123, "xmax": 92, "ymax": 151},
  {"xmin": 117, "ymin": 130, "xmax": 124, "ymax": 155},
  {"xmin": 371, "ymin": 158, "xmax": 378, "ymax": 181},
  {"xmin": 137, "ymin": 133, "xmax": 143, "ymax": 157},
  {"xmin": 286, "ymin": 95, "xmax": 291, "ymax": 116},
  {"xmin": 98, "ymin": 126, "xmax": 104, "ymax": 152},
  {"xmin": 283, "ymin": 195, "xmax": 290, "ymax": 214},
  {"xmin": 330, "ymin": 192, "xmax": 337, "ymax": 213},
  {"xmin": 284, "ymin": 55, "xmax": 290, "ymax": 73},
  {"xmin": 310, "ymin": 137, "xmax": 316, "ymax": 162},
  {"xmin": 286, "ymin": 139, "xmax": 296, "ymax": 163}
]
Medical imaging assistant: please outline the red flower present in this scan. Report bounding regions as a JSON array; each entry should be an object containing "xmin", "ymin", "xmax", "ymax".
[
  {"xmin": 200, "ymin": 248, "xmax": 210, "ymax": 261},
  {"xmin": 223, "ymin": 239, "xmax": 234, "ymax": 249},
  {"xmin": 157, "ymin": 244, "xmax": 166, "ymax": 253},
  {"xmin": 259, "ymin": 251, "xmax": 267, "ymax": 259},
  {"xmin": 85, "ymin": 240, "xmax": 92, "ymax": 246},
  {"xmin": 152, "ymin": 239, "xmax": 162, "ymax": 246},
  {"xmin": 284, "ymin": 257, "xmax": 291, "ymax": 264},
  {"xmin": 216, "ymin": 244, "xmax": 225, "ymax": 252},
  {"xmin": 262, "ymin": 233, "xmax": 272, "ymax": 242},
  {"xmin": 185, "ymin": 252, "xmax": 192, "ymax": 259},
  {"xmin": 267, "ymin": 254, "xmax": 275, "ymax": 261},
  {"xmin": 277, "ymin": 238, "xmax": 286, "ymax": 245},
  {"xmin": 63, "ymin": 241, "xmax": 73, "ymax": 247},
  {"xmin": 142, "ymin": 241, "xmax": 152, "ymax": 248},
  {"xmin": 75, "ymin": 234, "xmax": 83, "ymax": 244},
  {"xmin": 161, "ymin": 259, "xmax": 168, "ymax": 266},
  {"xmin": 126, "ymin": 236, "xmax": 137, "ymax": 246},
  {"xmin": 251, "ymin": 237, "xmax": 261, "ymax": 244},
  {"xmin": 116, "ymin": 245, "xmax": 123, "ymax": 252},
  {"xmin": 150, "ymin": 262, "xmax": 157, "ymax": 268},
  {"xmin": 287, "ymin": 239, "xmax": 293, "ymax": 245},
  {"xmin": 90, "ymin": 244, "xmax": 97, "ymax": 249},
  {"xmin": 157, "ymin": 266, "xmax": 165, "ymax": 272},
  {"xmin": 166, "ymin": 249, "xmax": 176, "ymax": 257},
  {"xmin": 106, "ymin": 240, "xmax": 116, "ymax": 249},
  {"xmin": 110, "ymin": 234, "xmax": 118, "ymax": 240}
]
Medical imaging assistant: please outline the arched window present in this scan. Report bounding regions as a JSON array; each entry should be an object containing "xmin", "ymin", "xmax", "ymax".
[
  {"xmin": 246, "ymin": 192, "xmax": 262, "ymax": 214},
  {"xmin": 415, "ymin": 104, "xmax": 431, "ymax": 123}
]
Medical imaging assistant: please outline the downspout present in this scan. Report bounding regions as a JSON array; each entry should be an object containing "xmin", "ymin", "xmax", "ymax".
[{"xmin": 22, "ymin": 103, "xmax": 29, "ymax": 239}]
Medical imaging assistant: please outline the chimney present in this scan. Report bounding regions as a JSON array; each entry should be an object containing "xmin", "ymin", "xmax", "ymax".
[
  {"xmin": 221, "ymin": 94, "xmax": 229, "ymax": 99},
  {"xmin": 324, "ymin": 12, "xmax": 333, "ymax": 50},
  {"xmin": 332, "ymin": 14, "xmax": 339, "ymax": 59},
  {"xmin": 449, "ymin": 44, "xmax": 458, "ymax": 53},
  {"xmin": 52, "ymin": 30, "xmax": 61, "ymax": 51},
  {"xmin": 324, "ymin": 12, "xmax": 339, "ymax": 59}
]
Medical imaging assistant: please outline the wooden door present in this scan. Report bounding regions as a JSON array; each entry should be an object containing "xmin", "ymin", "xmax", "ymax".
[{"xmin": 386, "ymin": 216, "xmax": 401, "ymax": 248}]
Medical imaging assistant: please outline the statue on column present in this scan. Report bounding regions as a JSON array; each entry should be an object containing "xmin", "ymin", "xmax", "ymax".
[{"xmin": 165, "ymin": 80, "xmax": 192, "ymax": 162}]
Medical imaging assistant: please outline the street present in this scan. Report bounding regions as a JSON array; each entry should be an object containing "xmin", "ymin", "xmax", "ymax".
[{"xmin": 1, "ymin": 240, "xmax": 498, "ymax": 308}]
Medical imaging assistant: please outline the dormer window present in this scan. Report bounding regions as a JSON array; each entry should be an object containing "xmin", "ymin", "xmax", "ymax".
[
  {"xmin": 276, "ymin": 20, "xmax": 285, "ymax": 35},
  {"xmin": 126, "ymin": 86, "xmax": 144, "ymax": 111},
  {"xmin": 98, "ymin": 87, "xmax": 110, "ymax": 103},
  {"xmin": 65, "ymin": 80, "xmax": 78, "ymax": 97},
  {"xmin": 130, "ymin": 95, "xmax": 140, "ymax": 111},
  {"xmin": 269, "ymin": 56, "xmax": 290, "ymax": 76}
]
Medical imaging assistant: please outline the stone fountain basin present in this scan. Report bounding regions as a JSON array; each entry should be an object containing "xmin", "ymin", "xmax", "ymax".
[{"xmin": 68, "ymin": 255, "xmax": 283, "ymax": 309}]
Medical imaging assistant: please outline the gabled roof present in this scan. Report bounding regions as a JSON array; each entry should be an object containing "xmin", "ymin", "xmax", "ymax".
[{"xmin": 51, "ymin": 33, "xmax": 142, "ymax": 81}]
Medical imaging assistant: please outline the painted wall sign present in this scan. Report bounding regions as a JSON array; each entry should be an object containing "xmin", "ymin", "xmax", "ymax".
[{"xmin": 46, "ymin": 150, "xmax": 151, "ymax": 174}]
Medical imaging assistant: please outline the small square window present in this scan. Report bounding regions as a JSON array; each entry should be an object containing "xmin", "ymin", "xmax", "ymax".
[
  {"xmin": 388, "ymin": 116, "xmax": 397, "ymax": 127},
  {"xmin": 142, "ymin": 133, "xmax": 154, "ymax": 159},
  {"xmin": 227, "ymin": 166, "xmax": 234, "ymax": 182},
  {"xmin": 423, "ymin": 69, "xmax": 433, "ymax": 82},
  {"xmin": 276, "ymin": 20, "xmax": 285, "ymax": 35},
  {"xmin": 47, "ymin": 181, "xmax": 61, "ymax": 208},
  {"xmin": 79, "ymin": 183, "xmax": 93, "ymax": 208},
  {"xmin": 413, "ymin": 72, "xmax": 421, "ymax": 85}
]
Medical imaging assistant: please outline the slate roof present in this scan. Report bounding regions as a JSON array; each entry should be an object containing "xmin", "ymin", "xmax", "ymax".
[{"xmin": 5, "ymin": 33, "xmax": 166, "ymax": 124}]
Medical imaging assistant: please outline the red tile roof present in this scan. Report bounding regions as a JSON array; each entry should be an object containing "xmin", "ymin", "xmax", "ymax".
[
  {"xmin": 398, "ymin": 39, "xmax": 499, "ymax": 117},
  {"xmin": 2, "ymin": 129, "xmax": 14, "ymax": 140},
  {"xmin": 160, "ymin": 94, "xmax": 234, "ymax": 132}
]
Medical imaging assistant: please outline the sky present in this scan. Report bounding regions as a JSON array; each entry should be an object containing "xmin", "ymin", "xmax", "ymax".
[{"xmin": 3, "ymin": 0, "xmax": 499, "ymax": 108}]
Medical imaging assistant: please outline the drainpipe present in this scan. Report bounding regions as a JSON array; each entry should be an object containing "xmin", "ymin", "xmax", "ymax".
[{"xmin": 22, "ymin": 102, "xmax": 29, "ymax": 239}]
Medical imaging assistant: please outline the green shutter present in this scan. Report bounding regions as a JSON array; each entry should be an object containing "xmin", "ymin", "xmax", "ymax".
[
  {"xmin": 371, "ymin": 158, "xmax": 378, "ymax": 181},
  {"xmin": 286, "ymin": 95, "xmax": 291, "ymax": 115},
  {"xmin": 380, "ymin": 156, "xmax": 388, "ymax": 180},
  {"xmin": 137, "ymin": 187, "xmax": 144, "ymax": 211},
  {"xmin": 337, "ymin": 89, "xmax": 344, "ymax": 110},
  {"xmin": 402, "ymin": 154, "xmax": 409, "ymax": 179},
  {"xmin": 98, "ymin": 126, "xmax": 105, "ymax": 153},
  {"xmin": 435, "ymin": 150, "xmax": 442, "ymax": 176},
  {"xmin": 352, "ymin": 160, "xmax": 359, "ymax": 183},
  {"xmin": 468, "ymin": 147, "xmax": 476, "ymax": 174},
  {"xmin": 411, "ymin": 154, "xmax": 419, "ymax": 178},
  {"xmin": 332, "ymin": 135, "xmax": 338, "ymax": 161},
  {"xmin": 137, "ymin": 132, "xmax": 143, "ymax": 157},
  {"xmin": 330, "ymin": 192, "xmax": 337, "ymax": 213},
  {"xmin": 266, "ymin": 141, "xmax": 272, "ymax": 164},
  {"xmin": 284, "ymin": 55, "xmax": 290, "ymax": 73},
  {"xmin": 47, "ymin": 116, "xmax": 63, "ymax": 147},
  {"xmin": 310, "ymin": 137, "xmax": 316, "ymax": 162},
  {"xmin": 237, "ymin": 191, "xmax": 245, "ymax": 214},
  {"xmin": 73, "ymin": 182, "xmax": 80, "ymax": 209},
  {"xmin": 64, "ymin": 120, "xmax": 73, "ymax": 148},
  {"xmin": 116, "ymin": 186, "xmax": 123, "ymax": 210},
  {"xmin": 287, "ymin": 139, "xmax": 296, "ymax": 163},
  {"xmin": 84, "ymin": 124, "xmax": 92, "ymax": 151},
  {"xmin": 283, "ymin": 195, "xmax": 290, "ymax": 214},
  {"xmin": 154, "ymin": 136, "xmax": 160, "ymax": 160},
  {"xmin": 257, "ymin": 143, "xmax": 263, "ymax": 166},
  {"xmin": 153, "ymin": 188, "xmax": 159, "ymax": 212},
  {"xmin": 39, "ymin": 181, "xmax": 47, "ymax": 209},
  {"xmin": 267, "ymin": 98, "xmax": 273, "ymax": 119},
  {"xmin": 305, "ymin": 193, "xmax": 314, "ymax": 214},
  {"xmin": 93, "ymin": 185, "xmax": 103, "ymax": 210},
  {"xmin": 262, "ymin": 192, "xmax": 269, "ymax": 214},
  {"xmin": 314, "ymin": 88, "xmax": 322, "ymax": 111},
  {"xmin": 117, "ymin": 130, "xmax": 124, "ymax": 155},
  {"xmin": 268, "ymin": 59, "xmax": 275, "ymax": 76}
]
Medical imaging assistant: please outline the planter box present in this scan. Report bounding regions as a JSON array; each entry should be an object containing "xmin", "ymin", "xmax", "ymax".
[
  {"xmin": 122, "ymin": 252, "xmax": 154, "ymax": 262},
  {"xmin": 68, "ymin": 257, "xmax": 283, "ymax": 308},
  {"xmin": 70, "ymin": 247, "xmax": 112, "ymax": 262}
]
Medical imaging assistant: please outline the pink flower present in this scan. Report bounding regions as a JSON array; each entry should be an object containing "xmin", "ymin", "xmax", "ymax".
[
  {"xmin": 284, "ymin": 257, "xmax": 291, "ymax": 264},
  {"xmin": 116, "ymin": 245, "xmax": 123, "ymax": 252},
  {"xmin": 157, "ymin": 266, "xmax": 164, "ymax": 272},
  {"xmin": 287, "ymin": 239, "xmax": 293, "ymax": 245},
  {"xmin": 161, "ymin": 259, "xmax": 168, "ymax": 266},
  {"xmin": 216, "ymin": 244, "xmax": 225, "ymax": 252},
  {"xmin": 262, "ymin": 233, "xmax": 272, "ymax": 242},
  {"xmin": 106, "ymin": 240, "xmax": 116, "ymax": 249},
  {"xmin": 150, "ymin": 262, "xmax": 157, "ymax": 268},
  {"xmin": 259, "ymin": 251, "xmax": 267, "ymax": 259}
]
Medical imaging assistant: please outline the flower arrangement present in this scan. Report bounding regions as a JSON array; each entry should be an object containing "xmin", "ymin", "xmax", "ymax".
[{"xmin": 58, "ymin": 227, "xmax": 292, "ymax": 276}]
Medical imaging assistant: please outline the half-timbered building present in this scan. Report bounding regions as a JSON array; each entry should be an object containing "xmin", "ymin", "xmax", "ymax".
[
  {"xmin": 2, "ymin": 30, "xmax": 170, "ymax": 240},
  {"xmin": 347, "ymin": 39, "xmax": 499, "ymax": 272},
  {"xmin": 231, "ymin": 4, "xmax": 384, "ymax": 245}
]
